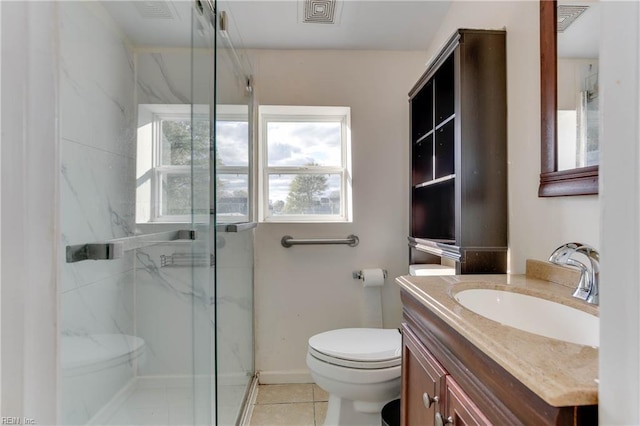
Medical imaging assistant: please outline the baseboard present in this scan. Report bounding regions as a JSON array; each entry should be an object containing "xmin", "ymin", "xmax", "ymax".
[{"xmin": 257, "ymin": 369, "xmax": 314, "ymax": 384}]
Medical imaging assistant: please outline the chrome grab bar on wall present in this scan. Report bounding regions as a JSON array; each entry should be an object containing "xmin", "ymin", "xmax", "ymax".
[
  {"xmin": 281, "ymin": 234, "xmax": 359, "ymax": 248},
  {"xmin": 66, "ymin": 230, "xmax": 197, "ymax": 263}
]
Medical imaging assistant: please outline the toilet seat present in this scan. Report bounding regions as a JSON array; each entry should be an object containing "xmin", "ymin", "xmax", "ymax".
[{"xmin": 308, "ymin": 328, "xmax": 401, "ymax": 369}]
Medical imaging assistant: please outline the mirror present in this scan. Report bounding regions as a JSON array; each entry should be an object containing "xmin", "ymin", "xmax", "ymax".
[{"xmin": 539, "ymin": 0, "xmax": 599, "ymax": 196}]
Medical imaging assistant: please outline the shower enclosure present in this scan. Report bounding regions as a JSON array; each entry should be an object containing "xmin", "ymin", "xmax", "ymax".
[{"xmin": 59, "ymin": 1, "xmax": 254, "ymax": 424}]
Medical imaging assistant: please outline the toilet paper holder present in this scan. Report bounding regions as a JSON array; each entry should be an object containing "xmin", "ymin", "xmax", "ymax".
[{"xmin": 352, "ymin": 270, "xmax": 388, "ymax": 280}]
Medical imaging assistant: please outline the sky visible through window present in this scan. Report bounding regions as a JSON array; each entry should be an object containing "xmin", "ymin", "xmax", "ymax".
[
  {"xmin": 266, "ymin": 121, "xmax": 342, "ymax": 203},
  {"xmin": 217, "ymin": 121, "xmax": 248, "ymax": 167}
]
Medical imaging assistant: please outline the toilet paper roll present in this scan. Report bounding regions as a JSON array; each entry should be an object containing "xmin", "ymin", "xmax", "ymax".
[
  {"xmin": 361, "ymin": 269, "xmax": 385, "ymax": 328},
  {"xmin": 361, "ymin": 268, "xmax": 385, "ymax": 287}
]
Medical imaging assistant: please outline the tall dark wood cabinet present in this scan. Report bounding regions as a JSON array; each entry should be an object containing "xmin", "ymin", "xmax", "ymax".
[{"xmin": 409, "ymin": 29, "xmax": 508, "ymax": 274}]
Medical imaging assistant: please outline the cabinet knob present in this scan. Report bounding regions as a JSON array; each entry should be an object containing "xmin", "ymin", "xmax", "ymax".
[
  {"xmin": 422, "ymin": 392, "xmax": 439, "ymax": 408},
  {"xmin": 435, "ymin": 412, "xmax": 454, "ymax": 426}
]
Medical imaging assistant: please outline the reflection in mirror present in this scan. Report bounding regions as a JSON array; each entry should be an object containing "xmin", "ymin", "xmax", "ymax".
[
  {"xmin": 539, "ymin": 0, "xmax": 599, "ymax": 197},
  {"xmin": 557, "ymin": 1, "xmax": 599, "ymax": 171}
]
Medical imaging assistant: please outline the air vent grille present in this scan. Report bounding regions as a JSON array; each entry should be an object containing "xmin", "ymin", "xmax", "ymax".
[
  {"xmin": 133, "ymin": 1, "xmax": 174, "ymax": 19},
  {"xmin": 303, "ymin": 0, "xmax": 337, "ymax": 24},
  {"xmin": 557, "ymin": 5, "xmax": 589, "ymax": 33}
]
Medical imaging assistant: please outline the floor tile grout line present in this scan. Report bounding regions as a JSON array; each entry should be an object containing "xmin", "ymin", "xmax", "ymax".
[{"xmin": 312, "ymin": 401, "xmax": 317, "ymax": 426}]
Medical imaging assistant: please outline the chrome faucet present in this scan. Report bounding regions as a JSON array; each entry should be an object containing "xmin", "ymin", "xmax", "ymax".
[{"xmin": 549, "ymin": 243, "xmax": 600, "ymax": 305}]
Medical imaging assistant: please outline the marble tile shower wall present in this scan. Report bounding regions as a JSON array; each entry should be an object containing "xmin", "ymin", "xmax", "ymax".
[
  {"xmin": 59, "ymin": 2, "xmax": 137, "ymax": 424},
  {"xmin": 134, "ymin": 49, "xmax": 213, "ymax": 376}
]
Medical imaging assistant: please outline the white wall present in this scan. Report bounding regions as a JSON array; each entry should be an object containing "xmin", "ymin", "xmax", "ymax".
[
  {"xmin": 250, "ymin": 50, "xmax": 427, "ymax": 382},
  {"xmin": 599, "ymin": 1, "xmax": 640, "ymax": 423},
  {"xmin": 422, "ymin": 1, "xmax": 600, "ymax": 274}
]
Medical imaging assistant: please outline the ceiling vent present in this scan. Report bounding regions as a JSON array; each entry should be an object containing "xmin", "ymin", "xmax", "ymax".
[
  {"xmin": 557, "ymin": 5, "xmax": 589, "ymax": 33},
  {"xmin": 133, "ymin": 1, "xmax": 175, "ymax": 19},
  {"xmin": 302, "ymin": 0, "xmax": 337, "ymax": 24}
]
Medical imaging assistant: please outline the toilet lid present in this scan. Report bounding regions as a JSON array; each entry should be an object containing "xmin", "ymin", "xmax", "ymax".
[{"xmin": 308, "ymin": 328, "xmax": 401, "ymax": 367}]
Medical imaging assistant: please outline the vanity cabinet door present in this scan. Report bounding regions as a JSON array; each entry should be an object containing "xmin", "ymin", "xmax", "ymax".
[
  {"xmin": 401, "ymin": 324, "xmax": 447, "ymax": 426},
  {"xmin": 444, "ymin": 375, "xmax": 492, "ymax": 426}
]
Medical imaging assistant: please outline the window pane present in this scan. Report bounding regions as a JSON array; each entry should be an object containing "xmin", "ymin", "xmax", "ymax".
[
  {"xmin": 267, "ymin": 122, "xmax": 342, "ymax": 167},
  {"xmin": 268, "ymin": 174, "xmax": 341, "ymax": 216},
  {"xmin": 162, "ymin": 173, "xmax": 191, "ymax": 215},
  {"xmin": 161, "ymin": 120, "xmax": 191, "ymax": 166},
  {"xmin": 161, "ymin": 118, "xmax": 210, "ymax": 166},
  {"xmin": 216, "ymin": 121, "xmax": 249, "ymax": 166},
  {"xmin": 217, "ymin": 173, "xmax": 249, "ymax": 217}
]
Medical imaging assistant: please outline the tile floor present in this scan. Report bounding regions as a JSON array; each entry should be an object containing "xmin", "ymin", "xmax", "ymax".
[{"xmin": 248, "ymin": 384, "xmax": 329, "ymax": 426}]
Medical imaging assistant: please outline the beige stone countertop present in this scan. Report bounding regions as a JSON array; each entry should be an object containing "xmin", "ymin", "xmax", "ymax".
[{"xmin": 396, "ymin": 260, "xmax": 598, "ymax": 407}]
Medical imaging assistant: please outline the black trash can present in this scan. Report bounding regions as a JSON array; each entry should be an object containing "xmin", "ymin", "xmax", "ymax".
[{"xmin": 381, "ymin": 399, "xmax": 401, "ymax": 426}]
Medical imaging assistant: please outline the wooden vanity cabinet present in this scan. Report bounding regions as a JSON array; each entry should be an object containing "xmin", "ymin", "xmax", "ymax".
[
  {"xmin": 402, "ymin": 324, "xmax": 490, "ymax": 426},
  {"xmin": 401, "ymin": 289, "xmax": 598, "ymax": 425}
]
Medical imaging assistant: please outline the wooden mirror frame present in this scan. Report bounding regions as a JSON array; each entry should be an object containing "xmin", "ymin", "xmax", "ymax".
[{"xmin": 539, "ymin": 0, "xmax": 599, "ymax": 197}]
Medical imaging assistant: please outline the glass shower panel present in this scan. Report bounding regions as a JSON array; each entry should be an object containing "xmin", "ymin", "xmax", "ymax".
[
  {"xmin": 59, "ymin": 1, "xmax": 214, "ymax": 425},
  {"xmin": 214, "ymin": 3, "xmax": 256, "ymax": 424}
]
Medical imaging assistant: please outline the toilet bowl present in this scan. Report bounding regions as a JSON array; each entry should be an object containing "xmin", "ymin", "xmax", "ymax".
[{"xmin": 306, "ymin": 328, "xmax": 401, "ymax": 426}]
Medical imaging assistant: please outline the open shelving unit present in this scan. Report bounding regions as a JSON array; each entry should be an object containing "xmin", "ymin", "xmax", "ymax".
[{"xmin": 409, "ymin": 29, "xmax": 508, "ymax": 274}]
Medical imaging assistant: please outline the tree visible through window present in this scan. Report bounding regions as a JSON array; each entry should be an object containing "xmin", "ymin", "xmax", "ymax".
[
  {"xmin": 284, "ymin": 163, "xmax": 328, "ymax": 214},
  {"xmin": 135, "ymin": 104, "xmax": 210, "ymax": 223}
]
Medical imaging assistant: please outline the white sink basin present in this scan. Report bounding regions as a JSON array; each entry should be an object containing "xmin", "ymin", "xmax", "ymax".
[{"xmin": 454, "ymin": 289, "xmax": 599, "ymax": 347}]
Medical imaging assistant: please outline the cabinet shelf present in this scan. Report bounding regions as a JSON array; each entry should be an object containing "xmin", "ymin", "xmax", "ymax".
[
  {"xmin": 414, "ymin": 131, "xmax": 433, "ymax": 145},
  {"xmin": 414, "ymin": 174, "xmax": 455, "ymax": 189},
  {"xmin": 413, "ymin": 114, "xmax": 456, "ymax": 145},
  {"xmin": 434, "ymin": 113, "xmax": 455, "ymax": 131}
]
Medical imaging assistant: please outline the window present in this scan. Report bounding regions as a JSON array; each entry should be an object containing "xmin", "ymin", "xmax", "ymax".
[
  {"xmin": 258, "ymin": 105, "xmax": 352, "ymax": 222},
  {"xmin": 216, "ymin": 105, "xmax": 250, "ymax": 223},
  {"xmin": 136, "ymin": 104, "xmax": 210, "ymax": 223}
]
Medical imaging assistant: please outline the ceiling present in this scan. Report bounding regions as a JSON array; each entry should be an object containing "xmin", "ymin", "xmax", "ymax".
[
  {"xmin": 220, "ymin": 0, "xmax": 452, "ymax": 50},
  {"xmin": 100, "ymin": 0, "xmax": 451, "ymax": 51}
]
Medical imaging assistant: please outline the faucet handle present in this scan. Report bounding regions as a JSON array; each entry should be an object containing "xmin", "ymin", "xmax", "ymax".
[{"xmin": 548, "ymin": 242, "xmax": 582, "ymax": 263}]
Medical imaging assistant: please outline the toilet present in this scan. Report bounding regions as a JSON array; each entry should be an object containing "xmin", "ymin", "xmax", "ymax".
[{"xmin": 306, "ymin": 327, "xmax": 402, "ymax": 426}]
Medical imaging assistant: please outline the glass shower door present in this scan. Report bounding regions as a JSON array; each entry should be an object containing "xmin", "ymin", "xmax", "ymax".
[
  {"xmin": 59, "ymin": 1, "xmax": 215, "ymax": 424},
  {"xmin": 214, "ymin": 3, "xmax": 256, "ymax": 424}
]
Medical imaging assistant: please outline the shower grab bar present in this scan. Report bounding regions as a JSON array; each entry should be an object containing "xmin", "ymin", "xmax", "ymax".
[
  {"xmin": 281, "ymin": 234, "xmax": 359, "ymax": 248},
  {"xmin": 66, "ymin": 230, "xmax": 197, "ymax": 263}
]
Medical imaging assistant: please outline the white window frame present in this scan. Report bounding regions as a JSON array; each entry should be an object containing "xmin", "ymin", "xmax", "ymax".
[
  {"xmin": 136, "ymin": 104, "xmax": 209, "ymax": 224},
  {"xmin": 216, "ymin": 104, "xmax": 251, "ymax": 224},
  {"xmin": 258, "ymin": 105, "xmax": 352, "ymax": 223}
]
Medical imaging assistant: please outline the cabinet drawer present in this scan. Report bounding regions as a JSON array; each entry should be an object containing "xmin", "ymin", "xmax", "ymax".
[{"xmin": 401, "ymin": 324, "xmax": 447, "ymax": 426}]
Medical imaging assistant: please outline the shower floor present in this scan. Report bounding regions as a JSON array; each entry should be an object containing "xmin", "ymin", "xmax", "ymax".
[
  {"xmin": 99, "ymin": 377, "xmax": 247, "ymax": 425},
  {"xmin": 104, "ymin": 378, "xmax": 200, "ymax": 425}
]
